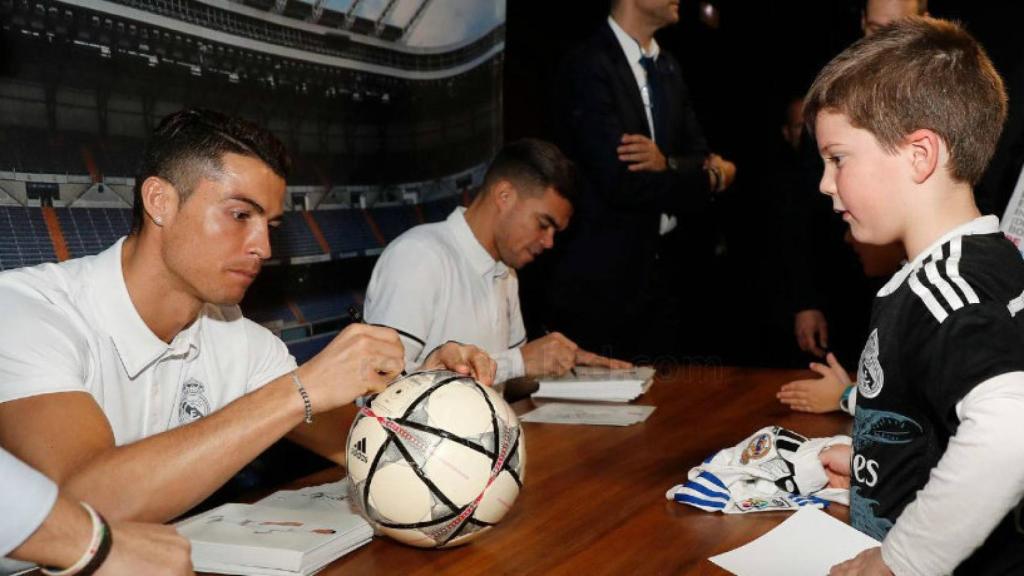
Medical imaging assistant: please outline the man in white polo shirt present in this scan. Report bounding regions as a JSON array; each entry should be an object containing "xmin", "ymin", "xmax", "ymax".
[
  {"xmin": 0, "ymin": 109, "xmax": 494, "ymax": 524},
  {"xmin": 365, "ymin": 139, "xmax": 629, "ymax": 385}
]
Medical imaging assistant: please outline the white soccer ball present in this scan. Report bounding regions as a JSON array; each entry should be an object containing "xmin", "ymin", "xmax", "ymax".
[{"xmin": 346, "ymin": 370, "xmax": 526, "ymax": 548}]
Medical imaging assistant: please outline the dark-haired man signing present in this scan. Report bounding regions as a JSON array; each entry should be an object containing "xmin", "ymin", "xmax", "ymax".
[
  {"xmin": 365, "ymin": 139, "xmax": 630, "ymax": 386},
  {"xmin": 0, "ymin": 109, "xmax": 494, "ymax": 526}
]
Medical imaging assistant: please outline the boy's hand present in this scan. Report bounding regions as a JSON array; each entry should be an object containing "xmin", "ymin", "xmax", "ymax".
[
  {"xmin": 819, "ymin": 443, "xmax": 852, "ymax": 489},
  {"xmin": 795, "ymin": 308, "xmax": 829, "ymax": 357},
  {"xmin": 423, "ymin": 342, "xmax": 496, "ymax": 387},
  {"xmin": 778, "ymin": 353, "xmax": 852, "ymax": 413},
  {"xmin": 829, "ymin": 547, "xmax": 893, "ymax": 576}
]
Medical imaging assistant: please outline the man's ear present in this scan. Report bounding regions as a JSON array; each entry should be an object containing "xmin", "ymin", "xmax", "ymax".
[
  {"xmin": 140, "ymin": 176, "xmax": 179, "ymax": 227},
  {"xmin": 904, "ymin": 128, "xmax": 941, "ymax": 184},
  {"xmin": 492, "ymin": 180, "xmax": 518, "ymax": 213}
]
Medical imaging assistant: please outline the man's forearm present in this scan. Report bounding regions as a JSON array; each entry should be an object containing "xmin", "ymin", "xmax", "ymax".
[{"xmin": 64, "ymin": 374, "xmax": 306, "ymax": 523}]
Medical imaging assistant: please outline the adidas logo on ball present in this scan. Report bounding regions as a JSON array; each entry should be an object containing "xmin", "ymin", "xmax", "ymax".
[
  {"xmin": 352, "ymin": 437, "xmax": 368, "ymax": 463},
  {"xmin": 345, "ymin": 370, "xmax": 526, "ymax": 548}
]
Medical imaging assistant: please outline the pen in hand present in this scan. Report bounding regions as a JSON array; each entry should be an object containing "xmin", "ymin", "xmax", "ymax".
[
  {"xmin": 542, "ymin": 325, "xmax": 578, "ymax": 378},
  {"xmin": 347, "ymin": 306, "xmax": 406, "ymax": 407}
]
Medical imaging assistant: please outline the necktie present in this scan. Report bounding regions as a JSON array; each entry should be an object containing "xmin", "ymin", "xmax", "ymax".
[{"xmin": 639, "ymin": 55, "xmax": 666, "ymax": 146}]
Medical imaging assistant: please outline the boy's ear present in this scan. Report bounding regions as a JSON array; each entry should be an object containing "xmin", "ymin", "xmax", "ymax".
[{"xmin": 904, "ymin": 129, "xmax": 941, "ymax": 185}]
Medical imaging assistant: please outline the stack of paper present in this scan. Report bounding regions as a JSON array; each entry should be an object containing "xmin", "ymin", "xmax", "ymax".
[
  {"xmin": 533, "ymin": 366, "xmax": 656, "ymax": 402},
  {"xmin": 177, "ymin": 480, "xmax": 372, "ymax": 576},
  {"xmin": 521, "ymin": 402, "xmax": 656, "ymax": 426}
]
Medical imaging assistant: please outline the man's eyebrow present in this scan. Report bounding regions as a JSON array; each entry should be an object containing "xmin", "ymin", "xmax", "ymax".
[
  {"xmin": 227, "ymin": 196, "xmax": 265, "ymax": 215},
  {"xmin": 542, "ymin": 213, "xmax": 570, "ymax": 232}
]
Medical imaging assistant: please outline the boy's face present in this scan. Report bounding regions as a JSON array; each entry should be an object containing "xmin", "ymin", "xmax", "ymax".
[
  {"xmin": 815, "ymin": 111, "xmax": 909, "ymax": 246},
  {"xmin": 862, "ymin": 0, "xmax": 921, "ymax": 37}
]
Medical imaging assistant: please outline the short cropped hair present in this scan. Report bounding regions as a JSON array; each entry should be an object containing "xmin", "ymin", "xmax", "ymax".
[
  {"xmin": 481, "ymin": 138, "xmax": 578, "ymax": 204},
  {"xmin": 804, "ymin": 17, "xmax": 1006, "ymax": 185},
  {"xmin": 130, "ymin": 108, "xmax": 291, "ymax": 234}
]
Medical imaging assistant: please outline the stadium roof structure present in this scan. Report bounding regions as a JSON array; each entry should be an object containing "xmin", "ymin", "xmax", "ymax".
[{"xmin": 39, "ymin": 0, "xmax": 505, "ymax": 81}]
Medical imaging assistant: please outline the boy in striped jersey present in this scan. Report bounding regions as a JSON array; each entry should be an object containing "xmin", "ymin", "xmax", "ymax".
[{"xmin": 803, "ymin": 17, "xmax": 1024, "ymax": 575}]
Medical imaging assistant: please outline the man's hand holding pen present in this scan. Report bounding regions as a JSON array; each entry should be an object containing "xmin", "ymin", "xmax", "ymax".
[
  {"xmin": 296, "ymin": 323, "xmax": 406, "ymax": 411},
  {"xmin": 522, "ymin": 332, "xmax": 633, "ymax": 378}
]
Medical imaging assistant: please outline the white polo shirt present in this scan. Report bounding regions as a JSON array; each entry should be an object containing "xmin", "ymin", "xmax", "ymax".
[
  {"xmin": 0, "ymin": 238, "xmax": 296, "ymax": 445},
  {"xmin": 364, "ymin": 208, "xmax": 527, "ymax": 383}
]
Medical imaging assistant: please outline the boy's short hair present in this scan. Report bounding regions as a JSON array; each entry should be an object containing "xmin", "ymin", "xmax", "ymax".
[
  {"xmin": 481, "ymin": 138, "xmax": 578, "ymax": 204},
  {"xmin": 131, "ymin": 108, "xmax": 291, "ymax": 234},
  {"xmin": 804, "ymin": 17, "xmax": 1006, "ymax": 185}
]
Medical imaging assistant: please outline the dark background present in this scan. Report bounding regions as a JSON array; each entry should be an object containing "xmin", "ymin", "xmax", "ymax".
[{"xmin": 502, "ymin": 0, "xmax": 1021, "ymax": 367}]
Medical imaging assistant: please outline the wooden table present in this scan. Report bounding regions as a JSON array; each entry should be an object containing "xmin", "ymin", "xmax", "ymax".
[{"xmin": 281, "ymin": 366, "xmax": 852, "ymax": 575}]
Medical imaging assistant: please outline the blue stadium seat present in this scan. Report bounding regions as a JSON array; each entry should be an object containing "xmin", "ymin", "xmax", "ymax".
[
  {"xmin": 420, "ymin": 196, "xmax": 462, "ymax": 223},
  {"xmin": 311, "ymin": 209, "xmax": 380, "ymax": 256},
  {"xmin": 269, "ymin": 211, "xmax": 324, "ymax": 260},
  {"xmin": 242, "ymin": 300, "xmax": 297, "ymax": 325},
  {"xmin": 296, "ymin": 290, "xmax": 360, "ymax": 323},
  {"xmin": 287, "ymin": 331, "xmax": 338, "ymax": 364},
  {"xmin": 55, "ymin": 207, "xmax": 132, "ymax": 258},
  {"xmin": 371, "ymin": 205, "xmax": 419, "ymax": 242},
  {"xmin": 0, "ymin": 206, "xmax": 57, "ymax": 271}
]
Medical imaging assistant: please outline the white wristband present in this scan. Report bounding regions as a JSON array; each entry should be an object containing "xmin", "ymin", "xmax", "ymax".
[{"xmin": 40, "ymin": 502, "xmax": 106, "ymax": 576}]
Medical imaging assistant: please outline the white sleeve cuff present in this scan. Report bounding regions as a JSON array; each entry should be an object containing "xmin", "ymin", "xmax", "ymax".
[
  {"xmin": 493, "ymin": 348, "xmax": 525, "ymax": 384},
  {"xmin": 0, "ymin": 449, "xmax": 59, "ymax": 556}
]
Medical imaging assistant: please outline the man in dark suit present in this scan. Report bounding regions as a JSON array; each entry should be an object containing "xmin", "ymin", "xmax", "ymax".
[
  {"xmin": 977, "ymin": 55, "xmax": 1024, "ymax": 219},
  {"xmin": 544, "ymin": 0, "xmax": 735, "ymax": 361}
]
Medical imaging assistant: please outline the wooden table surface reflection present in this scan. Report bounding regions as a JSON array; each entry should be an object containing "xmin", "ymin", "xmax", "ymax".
[{"xmin": 272, "ymin": 365, "xmax": 853, "ymax": 575}]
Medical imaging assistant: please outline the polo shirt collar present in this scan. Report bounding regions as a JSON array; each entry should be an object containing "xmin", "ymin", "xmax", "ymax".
[
  {"xmin": 89, "ymin": 238, "xmax": 201, "ymax": 378},
  {"xmin": 446, "ymin": 207, "xmax": 509, "ymax": 279},
  {"xmin": 880, "ymin": 215, "xmax": 999, "ymax": 296}
]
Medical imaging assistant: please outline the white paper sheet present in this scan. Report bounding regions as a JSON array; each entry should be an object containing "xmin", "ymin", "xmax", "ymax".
[
  {"xmin": 520, "ymin": 402, "xmax": 655, "ymax": 426},
  {"xmin": 709, "ymin": 507, "xmax": 880, "ymax": 575},
  {"xmin": 258, "ymin": 479, "xmax": 352, "ymax": 513}
]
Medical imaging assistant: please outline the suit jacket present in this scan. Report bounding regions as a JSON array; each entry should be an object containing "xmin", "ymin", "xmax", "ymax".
[
  {"xmin": 977, "ymin": 55, "xmax": 1024, "ymax": 218},
  {"xmin": 545, "ymin": 22, "xmax": 712, "ymax": 349}
]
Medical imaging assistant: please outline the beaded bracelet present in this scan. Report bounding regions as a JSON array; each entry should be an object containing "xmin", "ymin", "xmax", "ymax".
[
  {"xmin": 839, "ymin": 384, "xmax": 855, "ymax": 415},
  {"xmin": 291, "ymin": 370, "xmax": 314, "ymax": 424},
  {"xmin": 41, "ymin": 502, "xmax": 113, "ymax": 576}
]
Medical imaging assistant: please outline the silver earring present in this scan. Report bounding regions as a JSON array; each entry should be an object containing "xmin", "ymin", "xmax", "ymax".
[{"xmin": 154, "ymin": 216, "xmax": 163, "ymax": 225}]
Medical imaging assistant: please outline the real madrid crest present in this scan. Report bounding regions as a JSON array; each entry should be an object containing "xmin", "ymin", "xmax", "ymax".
[
  {"xmin": 858, "ymin": 329, "xmax": 885, "ymax": 399},
  {"xmin": 740, "ymin": 432, "xmax": 772, "ymax": 464},
  {"xmin": 178, "ymin": 378, "xmax": 210, "ymax": 424}
]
